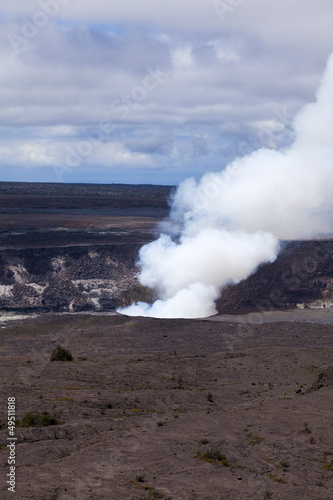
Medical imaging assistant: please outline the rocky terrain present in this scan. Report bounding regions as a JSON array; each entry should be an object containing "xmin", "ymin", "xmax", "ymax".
[
  {"xmin": 0, "ymin": 181, "xmax": 332, "ymax": 500},
  {"xmin": 0, "ymin": 182, "xmax": 332, "ymax": 315},
  {"xmin": 0, "ymin": 182, "xmax": 170, "ymax": 314},
  {"xmin": 0, "ymin": 239, "xmax": 332, "ymax": 315},
  {"xmin": 217, "ymin": 239, "xmax": 333, "ymax": 314},
  {"xmin": 0, "ymin": 243, "xmax": 144, "ymax": 313}
]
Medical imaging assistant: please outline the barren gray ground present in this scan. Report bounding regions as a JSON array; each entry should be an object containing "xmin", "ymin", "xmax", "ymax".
[{"xmin": 1, "ymin": 311, "xmax": 333, "ymax": 500}]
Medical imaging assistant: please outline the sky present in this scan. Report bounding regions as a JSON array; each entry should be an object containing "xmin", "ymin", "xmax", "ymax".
[{"xmin": 0, "ymin": 0, "xmax": 333, "ymax": 185}]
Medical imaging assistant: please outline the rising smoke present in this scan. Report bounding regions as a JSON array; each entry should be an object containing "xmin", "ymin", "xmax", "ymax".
[{"xmin": 118, "ymin": 53, "xmax": 333, "ymax": 319}]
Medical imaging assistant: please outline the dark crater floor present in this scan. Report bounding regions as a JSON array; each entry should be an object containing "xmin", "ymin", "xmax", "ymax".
[{"xmin": 0, "ymin": 181, "xmax": 332, "ymax": 315}]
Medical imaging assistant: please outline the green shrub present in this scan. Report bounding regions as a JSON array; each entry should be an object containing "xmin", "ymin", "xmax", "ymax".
[
  {"xmin": 248, "ymin": 433, "xmax": 262, "ymax": 445},
  {"xmin": 17, "ymin": 411, "xmax": 61, "ymax": 427},
  {"xmin": 18, "ymin": 412, "xmax": 36, "ymax": 427},
  {"xmin": 129, "ymin": 478, "xmax": 165, "ymax": 499},
  {"xmin": 266, "ymin": 473, "xmax": 286, "ymax": 483},
  {"xmin": 199, "ymin": 438, "xmax": 212, "ymax": 445},
  {"xmin": 323, "ymin": 461, "xmax": 333, "ymax": 471},
  {"xmin": 298, "ymin": 422, "xmax": 311, "ymax": 434},
  {"xmin": 50, "ymin": 345, "xmax": 73, "ymax": 362},
  {"xmin": 278, "ymin": 460, "xmax": 289, "ymax": 471},
  {"xmin": 196, "ymin": 447, "xmax": 229, "ymax": 466}
]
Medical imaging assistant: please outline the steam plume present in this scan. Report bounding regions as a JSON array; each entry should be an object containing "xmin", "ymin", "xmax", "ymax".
[{"xmin": 118, "ymin": 54, "xmax": 333, "ymax": 319}]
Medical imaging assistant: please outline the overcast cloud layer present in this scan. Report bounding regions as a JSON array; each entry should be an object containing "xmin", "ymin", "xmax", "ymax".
[{"xmin": 1, "ymin": 0, "xmax": 333, "ymax": 184}]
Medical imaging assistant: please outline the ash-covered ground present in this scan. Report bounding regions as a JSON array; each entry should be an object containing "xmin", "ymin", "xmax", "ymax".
[
  {"xmin": 1, "ymin": 312, "xmax": 333, "ymax": 500},
  {"xmin": 0, "ymin": 182, "xmax": 333, "ymax": 500}
]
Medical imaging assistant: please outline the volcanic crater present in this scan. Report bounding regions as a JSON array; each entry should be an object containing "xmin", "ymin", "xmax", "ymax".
[{"xmin": 0, "ymin": 182, "xmax": 332, "ymax": 500}]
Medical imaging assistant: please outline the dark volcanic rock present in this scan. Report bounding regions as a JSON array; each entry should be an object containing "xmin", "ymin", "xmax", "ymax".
[
  {"xmin": 307, "ymin": 367, "xmax": 333, "ymax": 392},
  {"xmin": 0, "ymin": 182, "xmax": 332, "ymax": 315},
  {"xmin": 216, "ymin": 240, "xmax": 333, "ymax": 314},
  {"xmin": 0, "ymin": 239, "xmax": 332, "ymax": 315},
  {"xmin": 0, "ymin": 244, "xmax": 149, "ymax": 313}
]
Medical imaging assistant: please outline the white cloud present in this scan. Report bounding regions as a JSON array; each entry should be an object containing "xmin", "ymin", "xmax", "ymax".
[
  {"xmin": 171, "ymin": 45, "xmax": 193, "ymax": 68},
  {"xmin": 2, "ymin": 0, "xmax": 332, "ymax": 39},
  {"xmin": 0, "ymin": 0, "xmax": 333, "ymax": 182}
]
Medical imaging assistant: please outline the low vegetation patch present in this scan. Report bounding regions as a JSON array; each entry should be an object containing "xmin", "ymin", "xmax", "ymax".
[
  {"xmin": 199, "ymin": 438, "xmax": 212, "ymax": 445},
  {"xmin": 16, "ymin": 411, "xmax": 61, "ymax": 427},
  {"xmin": 277, "ymin": 460, "xmax": 289, "ymax": 472},
  {"xmin": 266, "ymin": 473, "xmax": 286, "ymax": 483},
  {"xmin": 129, "ymin": 477, "xmax": 165, "ymax": 499},
  {"xmin": 50, "ymin": 345, "xmax": 73, "ymax": 362},
  {"xmin": 248, "ymin": 433, "xmax": 262, "ymax": 445},
  {"xmin": 196, "ymin": 447, "xmax": 229, "ymax": 466},
  {"xmin": 298, "ymin": 422, "xmax": 312, "ymax": 434},
  {"xmin": 323, "ymin": 461, "xmax": 333, "ymax": 471},
  {"xmin": 322, "ymin": 451, "xmax": 333, "ymax": 471}
]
